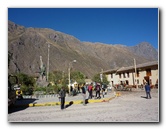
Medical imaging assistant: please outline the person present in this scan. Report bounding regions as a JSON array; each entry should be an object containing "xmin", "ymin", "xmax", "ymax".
[
  {"xmin": 81, "ymin": 83, "xmax": 86, "ymax": 106},
  {"xmin": 59, "ymin": 86, "xmax": 66, "ymax": 110},
  {"xmin": 95, "ymin": 83, "xmax": 101, "ymax": 99},
  {"xmin": 88, "ymin": 83, "xmax": 93, "ymax": 99},
  {"xmin": 145, "ymin": 82, "xmax": 151, "ymax": 99},
  {"xmin": 78, "ymin": 84, "xmax": 80, "ymax": 93},
  {"xmin": 102, "ymin": 85, "xmax": 105, "ymax": 98},
  {"xmin": 70, "ymin": 85, "xmax": 73, "ymax": 96}
]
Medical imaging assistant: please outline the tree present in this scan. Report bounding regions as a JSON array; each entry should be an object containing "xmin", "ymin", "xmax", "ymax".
[
  {"xmin": 70, "ymin": 71, "xmax": 85, "ymax": 84},
  {"xmin": 49, "ymin": 71, "xmax": 68, "ymax": 86},
  {"xmin": 92, "ymin": 73, "xmax": 109, "ymax": 85},
  {"xmin": 16, "ymin": 73, "xmax": 35, "ymax": 95}
]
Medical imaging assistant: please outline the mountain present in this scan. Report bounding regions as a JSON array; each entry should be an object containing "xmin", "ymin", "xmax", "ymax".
[
  {"xmin": 8, "ymin": 21, "xmax": 158, "ymax": 78},
  {"xmin": 129, "ymin": 42, "xmax": 158, "ymax": 60}
]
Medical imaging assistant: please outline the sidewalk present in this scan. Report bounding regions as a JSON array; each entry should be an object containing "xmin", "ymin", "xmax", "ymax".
[{"xmin": 14, "ymin": 90, "xmax": 116, "ymax": 107}]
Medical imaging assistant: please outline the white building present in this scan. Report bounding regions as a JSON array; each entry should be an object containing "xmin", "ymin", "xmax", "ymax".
[{"xmin": 103, "ymin": 61, "xmax": 158, "ymax": 87}]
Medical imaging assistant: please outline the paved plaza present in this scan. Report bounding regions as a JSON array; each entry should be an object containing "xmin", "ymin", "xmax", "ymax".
[{"xmin": 8, "ymin": 89, "xmax": 159, "ymax": 122}]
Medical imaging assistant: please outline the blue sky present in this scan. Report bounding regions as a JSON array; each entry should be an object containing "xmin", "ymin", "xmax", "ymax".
[{"xmin": 8, "ymin": 8, "xmax": 158, "ymax": 49}]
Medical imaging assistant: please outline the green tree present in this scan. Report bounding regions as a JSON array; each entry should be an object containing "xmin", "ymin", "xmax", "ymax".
[
  {"xmin": 92, "ymin": 73, "xmax": 109, "ymax": 85},
  {"xmin": 49, "ymin": 71, "xmax": 68, "ymax": 86},
  {"xmin": 71, "ymin": 71, "xmax": 85, "ymax": 84},
  {"xmin": 16, "ymin": 73, "xmax": 35, "ymax": 95}
]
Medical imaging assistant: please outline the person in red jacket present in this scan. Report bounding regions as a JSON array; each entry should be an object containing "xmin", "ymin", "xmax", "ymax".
[{"xmin": 88, "ymin": 83, "xmax": 93, "ymax": 99}]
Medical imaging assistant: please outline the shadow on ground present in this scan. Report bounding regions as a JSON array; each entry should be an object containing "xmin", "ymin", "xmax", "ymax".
[
  {"xmin": 65, "ymin": 101, "xmax": 74, "ymax": 109},
  {"xmin": 141, "ymin": 96, "xmax": 147, "ymax": 99},
  {"xmin": 8, "ymin": 98, "xmax": 38, "ymax": 114}
]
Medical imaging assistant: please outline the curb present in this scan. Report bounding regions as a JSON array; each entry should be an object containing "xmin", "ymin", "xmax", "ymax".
[{"xmin": 14, "ymin": 96, "xmax": 116, "ymax": 107}]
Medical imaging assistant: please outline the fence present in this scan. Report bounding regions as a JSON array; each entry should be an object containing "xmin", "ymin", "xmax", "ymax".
[{"xmin": 23, "ymin": 94, "xmax": 58, "ymax": 99}]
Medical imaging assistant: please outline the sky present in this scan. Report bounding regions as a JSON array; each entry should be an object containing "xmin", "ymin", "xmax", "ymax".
[{"xmin": 8, "ymin": 8, "xmax": 158, "ymax": 49}]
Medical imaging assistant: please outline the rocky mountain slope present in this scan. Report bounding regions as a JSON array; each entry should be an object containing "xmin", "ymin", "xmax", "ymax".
[
  {"xmin": 8, "ymin": 21, "xmax": 158, "ymax": 78},
  {"xmin": 128, "ymin": 42, "xmax": 158, "ymax": 60}
]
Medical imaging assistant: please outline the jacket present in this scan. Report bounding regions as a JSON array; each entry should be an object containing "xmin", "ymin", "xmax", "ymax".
[
  {"xmin": 59, "ymin": 89, "xmax": 66, "ymax": 98},
  {"xmin": 81, "ymin": 86, "xmax": 86, "ymax": 94}
]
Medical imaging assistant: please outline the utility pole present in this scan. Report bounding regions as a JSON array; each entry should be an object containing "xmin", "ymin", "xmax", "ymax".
[
  {"xmin": 47, "ymin": 43, "xmax": 50, "ymax": 82},
  {"xmin": 134, "ymin": 58, "xmax": 138, "ymax": 89},
  {"xmin": 100, "ymin": 68, "xmax": 103, "ymax": 83},
  {"xmin": 39, "ymin": 56, "xmax": 43, "ymax": 80},
  {"xmin": 68, "ymin": 60, "xmax": 76, "ymax": 94},
  {"xmin": 40, "ymin": 56, "xmax": 43, "ymax": 72}
]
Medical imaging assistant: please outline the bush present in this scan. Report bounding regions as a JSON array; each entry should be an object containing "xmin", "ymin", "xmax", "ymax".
[{"xmin": 15, "ymin": 73, "xmax": 35, "ymax": 95}]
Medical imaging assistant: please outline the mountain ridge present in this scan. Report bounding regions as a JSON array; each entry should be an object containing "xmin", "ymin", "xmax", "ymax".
[{"xmin": 8, "ymin": 21, "xmax": 158, "ymax": 78}]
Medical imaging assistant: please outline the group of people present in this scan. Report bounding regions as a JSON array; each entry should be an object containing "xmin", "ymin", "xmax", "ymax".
[
  {"xmin": 58, "ymin": 81, "xmax": 152, "ymax": 110},
  {"xmin": 58, "ymin": 82, "xmax": 107, "ymax": 110},
  {"xmin": 87, "ymin": 82, "xmax": 107, "ymax": 99}
]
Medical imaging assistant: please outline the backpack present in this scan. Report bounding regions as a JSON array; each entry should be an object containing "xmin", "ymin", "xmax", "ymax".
[{"xmin": 96, "ymin": 85, "xmax": 100, "ymax": 91}]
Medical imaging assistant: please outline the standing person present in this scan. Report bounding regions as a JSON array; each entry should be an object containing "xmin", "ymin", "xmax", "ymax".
[
  {"xmin": 102, "ymin": 84, "xmax": 105, "ymax": 98},
  {"xmin": 70, "ymin": 85, "xmax": 73, "ymax": 96},
  {"xmin": 88, "ymin": 83, "xmax": 93, "ymax": 99},
  {"xmin": 95, "ymin": 83, "xmax": 101, "ymax": 99},
  {"xmin": 145, "ymin": 82, "xmax": 151, "ymax": 99},
  {"xmin": 81, "ymin": 83, "xmax": 86, "ymax": 106},
  {"xmin": 59, "ymin": 86, "xmax": 66, "ymax": 110}
]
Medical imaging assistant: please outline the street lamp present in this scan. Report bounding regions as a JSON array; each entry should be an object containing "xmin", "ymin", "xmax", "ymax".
[{"xmin": 68, "ymin": 60, "xmax": 76, "ymax": 94}]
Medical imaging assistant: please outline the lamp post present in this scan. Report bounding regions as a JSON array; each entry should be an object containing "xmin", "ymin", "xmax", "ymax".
[
  {"xmin": 100, "ymin": 68, "xmax": 103, "ymax": 83},
  {"xmin": 68, "ymin": 60, "xmax": 76, "ymax": 94},
  {"xmin": 134, "ymin": 58, "xmax": 138, "ymax": 89}
]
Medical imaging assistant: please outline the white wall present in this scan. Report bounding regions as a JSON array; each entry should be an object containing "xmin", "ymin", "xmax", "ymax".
[{"xmin": 106, "ymin": 68, "xmax": 158, "ymax": 86}]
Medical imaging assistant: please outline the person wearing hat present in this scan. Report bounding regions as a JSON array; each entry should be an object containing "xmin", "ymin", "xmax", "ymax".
[{"xmin": 145, "ymin": 82, "xmax": 151, "ymax": 99}]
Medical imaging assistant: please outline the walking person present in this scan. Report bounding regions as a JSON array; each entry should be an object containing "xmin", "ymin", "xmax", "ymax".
[
  {"xmin": 81, "ymin": 83, "xmax": 86, "ymax": 106},
  {"xmin": 95, "ymin": 83, "xmax": 101, "ymax": 99},
  {"xmin": 145, "ymin": 82, "xmax": 151, "ymax": 99},
  {"xmin": 102, "ymin": 86, "xmax": 105, "ymax": 98},
  {"xmin": 88, "ymin": 83, "xmax": 93, "ymax": 99},
  {"xmin": 59, "ymin": 86, "xmax": 66, "ymax": 110}
]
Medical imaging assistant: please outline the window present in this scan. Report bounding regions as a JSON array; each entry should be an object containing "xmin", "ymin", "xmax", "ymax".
[
  {"xmin": 123, "ymin": 73, "xmax": 126, "ymax": 78},
  {"xmin": 119, "ymin": 73, "xmax": 121, "ymax": 78},
  {"xmin": 111, "ymin": 73, "xmax": 113, "ymax": 78},
  {"xmin": 127, "ymin": 72, "xmax": 130, "ymax": 78},
  {"xmin": 146, "ymin": 69, "xmax": 151, "ymax": 76},
  {"xmin": 137, "ymin": 71, "xmax": 139, "ymax": 77}
]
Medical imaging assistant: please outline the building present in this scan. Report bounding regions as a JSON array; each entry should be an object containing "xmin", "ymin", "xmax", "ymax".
[{"xmin": 103, "ymin": 61, "xmax": 158, "ymax": 87}]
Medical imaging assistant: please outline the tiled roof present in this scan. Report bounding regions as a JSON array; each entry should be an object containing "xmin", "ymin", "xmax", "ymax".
[
  {"xmin": 136, "ymin": 61, "xmax": 158, "ymax": 68},
  {"xmin": 102, "ymin": 68, "xmax": 119, "ymax": 74},
  {"xmin": 103, "ymin": 61, "xmax": 158, "ymax": 74}
]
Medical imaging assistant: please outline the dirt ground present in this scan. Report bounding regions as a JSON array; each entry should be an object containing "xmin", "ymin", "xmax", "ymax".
[{"xmin": 8, "ymin": 89, "xmax": 159, "ymax": 122}]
